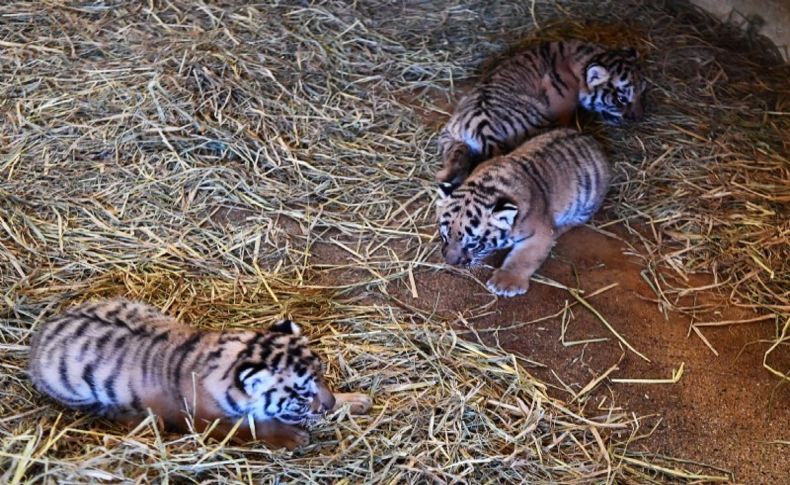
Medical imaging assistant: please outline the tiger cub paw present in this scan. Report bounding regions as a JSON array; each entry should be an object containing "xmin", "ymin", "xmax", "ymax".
[
  {"xmin": 435, "ymin": 166, "xmax": 452, "ymax": 184},
  {"xmin": 487, "ymin": 269, "xmax": 530, "ymax": 297},
  {"xmin": 267, "ymin": 427, "xmax": 310, "ymax": 451},
  {"xmin": 258, "ymin": 420, "xmax": 310, "ymax": 450},
  {"xmin": 332, "ymin": 392, "xmax": 373, "ymax": 415},
  {"xmin": 287, "ymin": 428, "xmax": 311, "ymax": 450},
  {"xmin": 435, "ymin": 168, "xmax": 465, "ymax": 189}
]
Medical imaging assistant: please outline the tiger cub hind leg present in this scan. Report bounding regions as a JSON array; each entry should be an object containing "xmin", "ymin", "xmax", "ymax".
[
  {"xmin": 331, "ymin": 392, "xmax": 373, "ymax": 415},
  {"xmin": 486, "ymin": 218, "xmax": 557, "ymax": 298}
]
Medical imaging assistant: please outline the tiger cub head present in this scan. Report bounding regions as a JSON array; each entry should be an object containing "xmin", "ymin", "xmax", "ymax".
[
  {"xmin": 579, "ymin": 47, "xmax": 646, "ymax": 123},
  {"xmin": 436, "ymin": 183, "xmax": 518, "ymax": 266},
  {"xmin": 232, "ymin": 320, "xmax": 335, "ymax": 424}
]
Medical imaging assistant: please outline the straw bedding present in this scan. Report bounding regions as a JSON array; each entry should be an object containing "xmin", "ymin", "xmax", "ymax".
[{"xmin": 0, "ymin": 0, "xmax": 786, "ymax": 483}]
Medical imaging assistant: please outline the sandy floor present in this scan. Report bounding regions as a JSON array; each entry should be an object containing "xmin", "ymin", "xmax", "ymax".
[
  {"xmin": 2, "ymin": 1, "xmax": 787, "ymax": 482},
  {"xmin": 305, "ymin": 220, "xmax": 790, "ymax": 484},
  {"xmin": 425, "ymin": 229, "xmax": 788, "ymax": 484}
]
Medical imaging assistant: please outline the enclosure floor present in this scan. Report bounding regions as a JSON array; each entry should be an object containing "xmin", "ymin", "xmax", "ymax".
[
  {"xmin": 3, "ymin": 1, "xmax": 787, "ymax": 482},
  {"xmin": 372, "ymin": 224, "xmax": 790, "ymax": 485}
]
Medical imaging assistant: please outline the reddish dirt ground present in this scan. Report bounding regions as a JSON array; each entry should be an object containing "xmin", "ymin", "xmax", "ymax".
[
  {"xmin": 293, "ymin": 216, "xmax": 789, "ymax": 484},
  {"xmin": 223, "ymin": 207, "xmax": 788, "ymax": 483},
  {"xmin": 384, "ymin": 226, "xmax": 790, "ymax": 485},
  {"xmin": 384, "ymin": 64, "xmax": 790, "ymax": 484}
]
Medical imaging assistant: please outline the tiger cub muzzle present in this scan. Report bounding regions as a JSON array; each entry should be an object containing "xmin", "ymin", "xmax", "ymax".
[{"xmin": 441, "ymin": 240, "xmax": 472, "ymax": 266}]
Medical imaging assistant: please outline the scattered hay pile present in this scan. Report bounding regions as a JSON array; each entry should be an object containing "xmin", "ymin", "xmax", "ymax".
[{"xmin": 0, "ymin": 0, "xmax": 785, "ymax": 482}]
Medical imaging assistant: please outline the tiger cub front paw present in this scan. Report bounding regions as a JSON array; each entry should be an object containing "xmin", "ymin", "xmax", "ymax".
[
  {"xmin": 487, "ymin": 269, "xmax": 530, "ymax": 297},
  {"xmin": 277, "ymin": 427, "xmax": 310, "ymax": 450},
  {"xmin": 435, "ymin": 165, "xmax": 453, "ymax": 184},
  {"xmin": 289, "ymin": 428, "xmax": 311, "ymax": 449},
  {"xmin": 259, "ymin": 422, "xmax": 310, "ymax": 450},
  {"xmin": 435, "ymin": 167, "xmax": 465, "ymax": 190},
  {"xmin": 332, "ymin": 392, "xmax": 373, "ymax": 415}
]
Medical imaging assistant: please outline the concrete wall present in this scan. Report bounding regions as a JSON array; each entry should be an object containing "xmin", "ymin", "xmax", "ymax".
[{"xmin": 691, "ymin": 0, "xmax": 790, "ymax": 60}]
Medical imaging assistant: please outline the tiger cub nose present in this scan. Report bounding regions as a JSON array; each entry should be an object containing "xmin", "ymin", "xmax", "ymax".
[{"xmin": 444, "ymin": 251, "xmax": 469, "ymax": 266}]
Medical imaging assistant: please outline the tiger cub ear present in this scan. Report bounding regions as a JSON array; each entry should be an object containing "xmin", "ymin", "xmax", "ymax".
[
  {"xmin": 585, "ymin": 64, "xmax": 610, "ymax": 88},
  {"xmin": 437, "ymin": 182, "xmax": 455, "ymax": 199},
  {"xmin": 269, "ymin": 319, "xmax": 301, "ymax": 336},
  {"xmin": 492, "ymin": 198, "xmax": 518, "ymax": 228}
]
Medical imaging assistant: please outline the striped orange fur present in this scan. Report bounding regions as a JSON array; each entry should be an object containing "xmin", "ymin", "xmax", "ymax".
[
  {"xmin": 436, "ymin": 128, "xmax": 611, "ymax": 297},
  {"xmin": 28, "ymin": 299, "xmax": 372, "ymax": 449},
  {"xmin": 438, "ymin": 40, "xmax": 643, "ymax": 187}
]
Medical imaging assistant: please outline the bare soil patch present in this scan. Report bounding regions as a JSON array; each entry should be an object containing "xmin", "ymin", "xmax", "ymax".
[{"xmin": 374, "ymin": 225, "xmax": 790, "ymax": 484}]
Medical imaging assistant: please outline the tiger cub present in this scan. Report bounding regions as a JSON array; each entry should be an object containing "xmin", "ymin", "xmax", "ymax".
[
  {"xmin": 436, "ymin": 128, "xmax": 610, "ymax": 297},
  {"xmin": 28, "ymin": 299, "xmax": 372, "ymax": 450},
  {"xmin": 437, "ymin": 40, "xmax": 643, "ymax": 187}
]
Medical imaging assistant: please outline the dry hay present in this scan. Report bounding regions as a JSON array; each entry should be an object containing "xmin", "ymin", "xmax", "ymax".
[{"xmin": 0, "ymin": 0, "xmax": 786, "ymax": 483}]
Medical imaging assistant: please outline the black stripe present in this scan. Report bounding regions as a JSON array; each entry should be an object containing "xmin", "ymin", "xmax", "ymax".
[
  {"xmin": 130, "ymin": 387, "xmax": 143, "ymax": 412},
  {"xmin": 270, "ymin": 351, "xmax": 283, "ymax": 371},
  {"xmin": 82, "ymin": 364, "xmax": 99, "ymax": 400},
  {"xmin": 103, "ymin": 306, "xmax": 121, "ymax": 323},
  {"xmin": 103, "ymin": 342, "xmax": 131, "ymax": 405},
  {"xmin": 94, "ymin": 330, "xmax": 114, "ymax": 353},
  {"xmin": 474, "ymin": 119, "xmax": 491, "ymax": 139},
  {"xmin": 38, "ymin": 318, "xmax": 79, "ymax": 356},
  {"xmin": 59, "ymin": 355, "xmax": 77, "ymax": 394},
  {"xmin": 262, "ymin": 388, "xmax": 276, "ymax": 410},
  {"xmin": 71, "ymin": 318, "xmax": 93, "ymax": 339},
  {"xmin": 126, "ymin": 306, "xmax": 140, "ymax": 322},
  {"xmin": 170, "ymin": 333, "xmax": 205, "ymax": 393},
  {"xmin": 205, "ymin": 346, "xmax": 224, "ymax": 363},
  {"xmin": 104, "ymin": 373, "xmax": 118, "ymax": 405},
  {"xmin": 140, "ymin": 339, "xmax": 157, "ymax": 385},
  {"xmin": 224, "ymin": 390, "xmax": 243, "ymax": 415},
  {"xmin": 517, "ymin": 160, "xmax": 551, "ymax": 201}
]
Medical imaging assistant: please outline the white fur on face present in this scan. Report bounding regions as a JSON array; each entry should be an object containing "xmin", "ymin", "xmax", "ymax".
[{"xmin": 241, "ymin": 367, "xmax": 318, "ymax": 421}]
